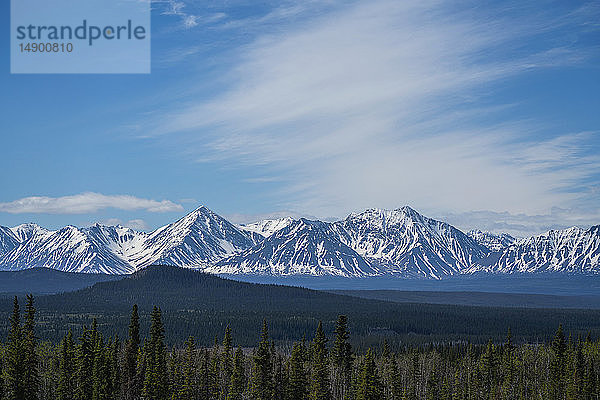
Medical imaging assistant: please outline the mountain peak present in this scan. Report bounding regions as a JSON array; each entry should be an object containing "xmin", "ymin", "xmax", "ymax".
[
  {"xmin": 396, "ymin": 206, "xmax": 428, "ymax": 223},
  {"xmin": 12, "ymin": 222, "xmax": 43, "ymax": 230},
  {"xmin": 346, "ymin": 206, "xmax": 430, "ymax": 229},
  {"xmin": 130, "ymin": 205, "xmax": 255, "ymax": 270},
  {"xmin": 336, "ymin": 206, "xmax": 487, "ymax": 278},
  {"xmin": 191, "ymin": 204, "xmax": 210, "ymax": 213},
  {"xmin": 399, "ymin": 205, "xmax": 419, "ymax": 214},
  {"xmin": 176, "ymin": 205, "xmax": 221, "ymax": 226},
  {"xmin": 238, "ymin": 217, "xmax": 294, "ymax": 239},
  {"xmin": 588, "ymin": 225, "xmax": 600, "ymax": 235},
  {"xmin": 8, "ymin": 223, "xmax": 52, "ymax": 244}
]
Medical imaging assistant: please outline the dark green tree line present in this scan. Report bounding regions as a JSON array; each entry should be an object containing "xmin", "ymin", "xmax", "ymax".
[{"xmin": 3, "ymin": 298, "xmax": 600, "ymax": 400}]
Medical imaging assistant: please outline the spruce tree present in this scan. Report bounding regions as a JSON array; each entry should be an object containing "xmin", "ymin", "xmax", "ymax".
[
  {"xmin": 142, "ymin": 306, "xmax": 168, "ymax": 400},
  {"xmin": 135, "ymin": 341, "xmax": 148, "ymax": 399},
  {"xmin": 440, "ymin": 375, "xmax": 452, "ymax": 400},
  {"xmin": 566, "ymin": 342, "xmax": 584, "ymax": 400},
  {"xmin": 331, "ymin": 315, "xmax": 352, "ymax": 400},
  {"xmin": 584, "ymin": 356, "xmax": 596, "ymax": 400},
  {"xmin": 179, "ymin": 336, "xmax": 197, "ymax": 400},
  {"xmin": 90, "ymin": 318, "xmax": 100, "ymax": 350},
  {"xmin": 209, "ymin": 337, "xmax": 221, "ymax": 399},
  {"xmin": 57, "ymin": 330, "xmax": 76, "ymax": 400},
  {"xmin": 199, "ymin": 348, "xmax": 211, "ymax": 400},
  {"xmin": 477, "ymin": 339, "xmax": 496, "ymax": 399},
  {"xmin": 166, "ymin": 349, "xmax": 179, "ymax": 400},
  {"xmin": 550, "ymin": 324, "xmax": 567, "ymax": 400},
  {"xmin": 355, "ymin": 349, "xmax": 382, "ymax": 400},
  {"xmin": 425, "ymin": 363, "xmax": 438, "ymax": 400},
  {"xmin": 452, "ymin": 369, "xmax": 464, "ymax": 400},
  {"xmin": 389, "ymin": 358, "xmax": 403, "ymax": 400},
  {"xmin": 381, "ymin": 340, "xmax": 390, "ymax": 360},
  {"xmin": 576, "ymin": 341, "xmax": 585, "ymax": 399},
  {"xmin": 227, "ymin": 347, "xmax": 246, "ymax": 400},
  {"xmin": 250, "ymin": 320, "xmax": 273, "ymax": 400},
  {"xmin": 22, "ymin": 294, "xmax": 39, "ymax": 400},
  {"xmin": 109, "ymin": 336, "xmax": 121, "ymax": 400},
  {"xmin": 122, "ymin": 304, "xmax": 140, "ymax": 400},
  {"xmin": 3, "ymin": 296, "xmax": 24, "ymax": 400},
  {"xmin": 75, "ymin": 326, "xmax": 94, "ymax": 400},
  {"xmin": 273, "ymin": 353, "xmax": 287, "ymax": 400},
  {"xmin": 407, "ymin": 350, "xmax": 420, "ymax": 400},
  {"xmin": 91, "ymin": 332, "xmax": 109, "ymax": 400},
  {"xmin": 221, "ymin": 326, "xmax": 233, "ymax": 399},
  {"xmin": 287, "ymin": 341, "xmax": 308, "ymax": 400},
  {"xmin": 87, "ymin": 318, "xmax": 111, "ymax": 400},
  {"xmin": 309, "ymin": 321, "xmax": 330, "ymax": 400},
  {"xmin": 501, "ymin": 328, "xmax": 516, "ymax": 399},
  {"xmin": 380, "ymin": 339, "xmax": 394, "ymax": 400}
]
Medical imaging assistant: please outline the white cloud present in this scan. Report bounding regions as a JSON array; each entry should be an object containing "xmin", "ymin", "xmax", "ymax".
[
  {"xmin": 125, "ymin": 219, "xmax": 150, "ymax": 231},
  {"xmin": 144, "ymin": 0, "xmax": 600, "ymax": 231},
  {"xmin": 160, "ymin": 0, "xmax": 185, "ymax": 16},
  {"xmin": 100, "ymin": 218, "xmax": 123, "ymax": 226},
  {"xmin": 183, "ymin": 15, "xmax": 198, "ymax": 28},
  {"xmin": 98, "ymin": 218, "xmax": 150, "ymax": 231},
  {"xmin": 224, "ymin": 210, "xmax": 315, "ymax": 225},
  {"xmin": 157, "ymin": 0, "xmax": 225, "ymax": 30},
  {"xmin": 158, "ymin": 0, "xmax": 198, "ymax": 29},
  {"xmin": 438, "ymin": 208, "xmax": 600, "ymax": 238},
  {"xmin": 0, "ymin": 193, "xmax": 183, "ymax": 214}
]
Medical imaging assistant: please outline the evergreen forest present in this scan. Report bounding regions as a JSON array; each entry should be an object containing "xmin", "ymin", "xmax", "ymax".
[{"xmin": 2, "ymin": 295, "xmax": 600, "ymax": 400}]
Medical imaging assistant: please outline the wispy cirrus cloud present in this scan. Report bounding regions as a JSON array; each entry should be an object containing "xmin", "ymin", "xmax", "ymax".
[
  {"xmin": 0, "ymin": 193, "xmax": 183, "ymax": 214},
  {"xmin": 142, "ymin": 0, "xmax": 600, "ymax": 233},
  {"xmin": 439, "ymin": 207, "xmax": 600, "ymax": 238},
  {"xmin": 157, "ymin": 0, "xmax": 225, "ymax": 29}
]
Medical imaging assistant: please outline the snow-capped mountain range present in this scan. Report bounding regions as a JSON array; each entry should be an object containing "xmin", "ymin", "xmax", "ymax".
[
  {"xmin": 467, "ymin": 226, "xmax": 600, "ymax": 275},
  {"xmin": 215, "ymin": 218, "xmax": 378, "ymax": 277},
  {"xmin": 0, "ymin": 205, "xmax": 598, "ymax": 279},
  {"xmin": 332, "ymin": 208, "xmax": 489, "ymax": 278}
]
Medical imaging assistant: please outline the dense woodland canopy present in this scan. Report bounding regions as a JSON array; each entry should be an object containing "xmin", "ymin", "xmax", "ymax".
[
  {"xmin": 1, "ymin": 296, "xmax": 600, "ymax": 400},
  {"xmin": 1, "ymin": 266, "xmax": 600, "ymax": 347}
]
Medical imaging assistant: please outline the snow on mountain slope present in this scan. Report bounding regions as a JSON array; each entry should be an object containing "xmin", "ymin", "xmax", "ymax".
[
  {"xmin": 214, "ymin": 218, "xmax": 377, "ymax": 277},
  {"xmin": 333, "ymin": 207, "xmax": 489, "ymax": 279},
  {"xmin": 467, "ymin": 230, "xmax": 516, "ymax": 252},
  {"xmin": 1, "ymin": 205, "xmax": 598, "ymax": 278},
  {"xmin": 467, "ymin": 225, "xmax": 600, "ymax": 274},
  {"xmin": 0, "ymin": 226, "xmax": 19, "ymax": 255},
  {"xmin": 85, "ymin": 224, "xmax": 148, "ymax": 264},
  {"xmin": 238, "ymin": 217, "xmax": 294, "ymax": 238},
  {"xmin": 10, "ymin": 223, "xmax": 51, "ymax": 242},
  {"xmin": 0, "ymin": 225, "xmax": 134, "ymax": 274},
  {"xmin": 0, "ymin": 206, "xmax": 254, "ymax": 274},
  {"xmin": 127, "ymin": 206, "xmax": 255, "ymax": 269}
]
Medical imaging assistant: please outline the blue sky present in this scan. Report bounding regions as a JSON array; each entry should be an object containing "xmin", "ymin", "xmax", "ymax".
[{"xmin": 1, "ymin": 0, "xmax": 599, "ymax": 236}]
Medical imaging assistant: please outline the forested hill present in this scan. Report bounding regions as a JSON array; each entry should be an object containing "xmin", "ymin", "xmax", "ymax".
[
  {"xmin": 0, "ymin": 267, "xmax": 120, "ymax": 295},
  {"xmin": 36, "ymin": 265, "xmax": 377, "ymax": 312},
  {"xmin": 2, "ymin": 265, "xmax": 600, "ymax": 347}
]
